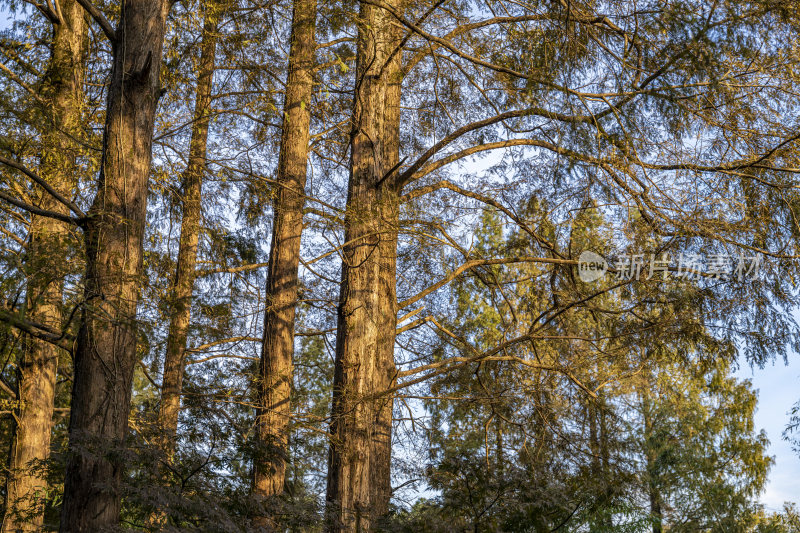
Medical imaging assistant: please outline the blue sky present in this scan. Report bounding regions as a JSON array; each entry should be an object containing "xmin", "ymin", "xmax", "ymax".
[{"xmin": 738, "ymin": 352, "xmax": 800, "ymax": 511}]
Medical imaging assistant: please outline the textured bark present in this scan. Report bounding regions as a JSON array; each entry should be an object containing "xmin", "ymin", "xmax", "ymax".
[
  {"xmin": 157, "ymin": 0, "xmax": 221, "ymax": 466},
  {"xmin": 2, "ymin": 4, "xmax": 86, "ymax": 531},
  {"xmin": 369, "ymin": 15, "xmax": 403, "ymax": 521},
  {"xmin": 59, "ymin": 0, "xmax": 169, "ymax": 530},
  {"xmin": 325, "ymin": 1, "xmax": 402, "ymax": 530},
  {"xmin": 252, "ymin": 0, "xmax": 316, "ymax": 513}
]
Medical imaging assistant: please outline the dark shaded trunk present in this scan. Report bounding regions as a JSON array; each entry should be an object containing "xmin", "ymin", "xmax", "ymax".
[
  {"xmin": 587, "ymin": 397, "xmax": 613, "ymax": 532},
  {"xmin": 2, "ymin": 3, "xmax": 86, "ymax": 531},
  {"xmin": 642, "ymin": 391, "xmax": 663, "ymax": 533},
  {"xmin": 598, "ymin": 396, "xmax": 613, "ymax": 529},
  {"xmin": 59, "ymin": 0, "xmax": 170, "ymax": 529},
  {"xmin": 252, "ymin": 0, "xmax": 316, "ymax": 519},
  {"xmin": 649, "ymin": 479, "xmax": 663, "ymax": 533},
  {"xmin": 325, "ymin": 0, "xmax": 402, "ymax": 530},
  {"xmin": 157, "ymin": 0, "xmax": 221, "ymax": 466},
  {"xmin": 494, "ymin": 421, "xmax": 504, "ymax": 477}
]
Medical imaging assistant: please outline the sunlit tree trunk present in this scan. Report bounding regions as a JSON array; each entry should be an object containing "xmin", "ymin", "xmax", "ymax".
[
  {"xmin": 145, "ymin": 4, "xmax": 221, "ymax": 529},
  {"xmin": 251, "ymin": 0, "xmax": 316, "ymax": 520},
  {"xmin": 2, "ymin": 3, "xmax": 86, "ymax": 531},
  {"xmin": 325, "ymin": 0, "xmax": 402, "ymax": 530},
  {"xmin": 157, "ymin": 0, "xmax": 221, "ymax": 467},
  {"xmin": 369, "ymin": 13, "xmax": 403, "ymax": 520},
  {"xmin": 59, "ymin": 0, "xmax": 170, "ymax": 529}
]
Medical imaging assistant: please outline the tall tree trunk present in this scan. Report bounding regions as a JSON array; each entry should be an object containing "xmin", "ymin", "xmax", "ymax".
[
  {"xmin": 157, "ymin": 0, "xmax": 221, "ymax": 467},
  {"xmin": 147, "ymin": 4, "xmax": 221, "ymax": 528},
  {"xmin": 325, "ymin": 0, "xmax": 402, "ymax": 530},
  {"xmin": 59, "ymin": 0, "xmax": 170, "ymax": 529},
  {"xmin": 598, "ymin": 394, "xmax": 613, "ymax": 529},
  {"xmin": 641, "ymin": 389, "xmax": 663, "ymax": 533},
  {"xmin": 251, "ymin": 0, "xmax": 316, "ymax": 518},
  {"xmin": 2, "ymin": 3, "xmax": 86, "ymax": 531},
  {"xmin": 369, "ymin": 13, "xmax": 403, "ymax": 521}
]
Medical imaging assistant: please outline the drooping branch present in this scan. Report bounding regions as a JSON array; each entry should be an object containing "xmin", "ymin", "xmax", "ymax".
[
  {"xmin": 0, "ymin": 190, "xmax": 83, "ymax": 226},
  {"xmin": 363, "ymin": 0, "xmax": 535, "ymax": 80},
  {"xmin": 402, "ymin": 179, "xmax": 559, "ymax": 256},
  {"xmin": 0, "ymin": 61, "xmax": 48, "ymax": 106},
  {"xmin": 0, "ymin": 155, "xmax": 87, "ymax": 218},
  {"xmin": 395, "ymin": 107, "xmax": 593, "ymax": 189},
  {"xmin": 186, "ymin": 353, "xmax": 259, "ymax": 365},
  {"xmin": 21, "ymin": 0, "xmax": 63, "ymax": 24},
  {"xmin": 385, "ymin": 318, "xmax": 597, "ymax": 399},
  {"xmin": 401, "ymin": 139, "xmax": 576, "ymax": 185},
  {"xmin": 74, "ymin": 0, "xmax": 116, "ymax": 42},
  {"xmin": 0, "ymin": 306, "xmax": 73, "ymax": 351},
  {"xmin": 186, "ymin": 336, "xmax": 261, "ymax": 353},
  {"xmin": 398, "ymin": 256, "xmax": 577, "ymax": 311},
  {"xmin": 403, "ymin": 12, "xmax": 629, "ymax": 75}
]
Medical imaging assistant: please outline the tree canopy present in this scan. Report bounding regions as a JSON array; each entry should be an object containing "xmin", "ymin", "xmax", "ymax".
[{"xmin": 2, "ymin": 0, "xmax": 800, "ymax": 531}]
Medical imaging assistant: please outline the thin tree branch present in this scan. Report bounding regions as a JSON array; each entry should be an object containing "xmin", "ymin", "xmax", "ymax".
[
  {"xmin": 186, "ymin": 353, "xmax": 259, "ymax": 365},
  {"xmin": 187, "ymin": 336, "xmax": 261, "ymax": 353},
  {"xmin": 196, "ymin": 262, "xmax": 269, "ymax": 277}
]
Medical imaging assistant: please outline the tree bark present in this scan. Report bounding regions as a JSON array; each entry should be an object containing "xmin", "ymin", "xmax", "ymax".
[
  {"xmin": 642, "ymin": 389, "xmax": 663, "ymax": 533},
  {"xmin": 325, "ymin": 1, "xmax": 402, "ymax": 530},
  {"xmin": 157, "ymin": 0, "xmax": 221, "ymax": 467},
  {"xmin": 369, "ymin": 13, "xmax": 403, "ymax": 521},
  {"xmin": 146, "ymin": 4, "xmax": 221, "ymax": 529},
  {"xmin": 59, "ymin": 0, "xmax": 170, "ymax": 529},
  {"xmin": 252, "ymin": 0, "xmax": 316, "ymax": 516},
  {"xmin": 2, "ymin": 3, "xmax": 86, "ymax": 531}
]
